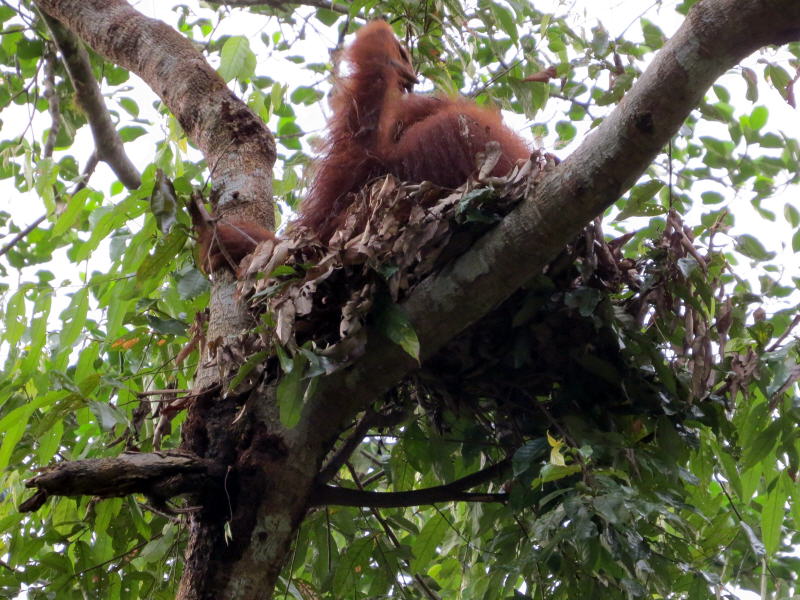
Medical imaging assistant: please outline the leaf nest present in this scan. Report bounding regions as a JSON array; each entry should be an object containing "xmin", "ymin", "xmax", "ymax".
[{"xmin": 238, "ymin": 148, "xmax": 558, "ymax": 366}]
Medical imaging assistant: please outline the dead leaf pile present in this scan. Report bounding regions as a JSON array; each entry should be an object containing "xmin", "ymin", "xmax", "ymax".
[{"xmin": 238, "ymin": 149, "xmax": 557, "ymax": 367}]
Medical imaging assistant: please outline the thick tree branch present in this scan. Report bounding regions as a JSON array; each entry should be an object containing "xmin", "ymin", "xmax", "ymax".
[
  {"xmin": 20, "ymin": 452, "xmax": 223, "ymax": 512},
  {"xmin": 310, "ymin": 459, "xmax": 510, "ymax": 507},
  {"xmin": 35, "ymin": 0, "xmax": 275, "ymax": 228},
  {"xmin": 293, "ymin": 0, "xmax": 800, "ymax": 456},
  {"xmin": 312, "ymin": 487, "xmax": 507, "ymax": 508},
  {"xmin": 38, "ymin": 10, "xmax": 141, "ymax": 189}
]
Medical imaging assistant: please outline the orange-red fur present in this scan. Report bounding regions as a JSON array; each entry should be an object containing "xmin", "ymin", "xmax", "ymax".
[
  {"xmin": 298, "ymin": 21, "xmax": 530, "ymax": 241},
  {"xmin": 188, "ymin": 199, "xmax": 274, "ymax": 273}
]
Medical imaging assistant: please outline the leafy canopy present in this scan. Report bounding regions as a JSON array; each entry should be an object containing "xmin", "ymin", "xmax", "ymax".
[{"xmin": 0, "ymin": 1, "xmax": 799, "ymax": 599}]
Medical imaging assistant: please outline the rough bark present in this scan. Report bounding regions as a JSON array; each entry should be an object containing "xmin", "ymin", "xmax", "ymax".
[
  {"xmin": 34, "ymin": 0, "xmax": 275, "ymax": 227},
  {"xmin": 22, "ymin": 1, "xmax": 800, "ymax": 599},
  {"xmin": 20, "ymin": 452, "xmax": 221, "ymax": 512}
]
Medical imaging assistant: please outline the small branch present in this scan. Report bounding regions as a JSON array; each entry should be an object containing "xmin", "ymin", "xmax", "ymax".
[
  {"xmin": 310, "ymin": 459, "xmax": 510, "ymax": 508},
  {"xmin": 0, "ymin": 152, "xmax": 99, "ymax": 258},
  {"xmin": 37, "ymin": 8, "xmax": 141, "ymax": 189},
  {"xmin": 313, "ymin": 487, "xmax": 506, "ymax": 508},
  {"xmin": 138, "ymin": 389, "xmax": 193, "ymax": 398},
  {"xmin": 73, "ymin": 151, "xmax": 99, "ymax": 193},
  {"xmin": 767, "ymin": 313, "xmax": 800, "ymax": 352},
  {"xmin": 0, "ymin": 214, "xmax": 47, "ymax": 258},
  {"xmin": 317, "ymin": 406, "xmax": 408, "ymax": 484},
  {"xmin": 42, "ymin": 42, "xmax": 60, "ymax": 158},
  {"xmin": 20, "ymin": 451, "xmax": 223, "ymax": 513}
]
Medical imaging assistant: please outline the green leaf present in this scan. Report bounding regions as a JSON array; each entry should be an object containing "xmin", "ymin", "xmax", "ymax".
[
  {"xmin": 277, "ymin": 354, "xmax": 305, "ymax": 428},
  {"xmin": 742, "ymin": 420, "xmax": 781, "ymax": 471},
  {"xmin": 374, "ymin": 300, "xmax": 420, "ymax": 361},
  {"xmin": 749, "ymin": 106, "xmax": 768, "ymax": 130},
  {"xmin": 616, "ymin": 180, "xmax": 665, "ymax": 220},
  {"xmin": 762, "ymin": 473, "xmax": 790, "ymax": 555},
  {"xmin": 490, "ymin": 3, "xmax": 518, "ymax": 43},
  {"xmin": 3, "ymin": 288, "xmax": 26, "ymax": 348},
  {"xmin": 176, "ymin": 268, "xmax": 210, "ymax": 299},
  {"xmin": 132, "ymin": 228, "xmax": 188, "ymax": 298},
  {"xmin": 52, "ymin": 188, "xmax": 90, "ymax": 237},
  {"xmin": 88, "ymin": 400, "xmax": 127, "ymax": 431},
  {"xmin": 760, "ymin": 132, "xmax": 783, "ymax": 148},
  {"xmin": 119, "ymin": 126, "xmax": 146, "ymax": 142},
  {"xmin": 564, "ymin": 287, "xmax": 602, "ymax": 317},
  {"xmin": 765, "ymin": 64, "xmax": 791, "ymax": 99},
  {"xmin": 538, "ymin": 463, "xmax": 581, "ymax": 483},
  {"xmin": 741, "ymin": 67, "xmax": 759, "ymax": 101},
  {"xmin": 150, "ymin": 169, "xmax": 178, "ymax": 234},
  {"xmin": 0, "ymin": 410, "xmax": 31, "ymax": 472},
  {"xmin": 315, "ymin": 8, "xmax": 339, "ymax": 26},
  {"xmin": 410, "ymin": 514, "xmax": 449, "ymax": 572},
  {"xmin": 145, "ymin": 314, "xmax": 187, "ymax": 336},
  {"xmin": 229, "ymin": 351, "xmax": 269, "ymax": 392},
  {"xmin": 740, "ymin": 521, "xmax": 766, "ymax": 557},
  {"xmin": 332, "ymin": 536, "xmax": 375, "ymax": 595},
  {"xmin": 0, "ymin": 394, "xmax": 53, "ymax": 471},
  {"xmin": 591, "ymin": 25, "xmax": 610, "ymax": 56},
  {"xmin": 270, "ymin": 82, "xmax": 285, "ymax": 113},
  {"xmin": 219, "ymin": 36, "xmax": 257, "ymax": 83},
  {"xmin": 34, "ymin": 158, "xmax": 58, "ymax": 213},
  {"xmin": 734, "ymin": 233, "xmax": 776, "ymax": 261},
  {"xmin": 701, "ymin": 136, "xmax": 733, "ymax": 157},
  {"xmin": 677, "ymin": 257, "xmax": 699, "ymax": 278},
  {"xmin": 784, "ymin": 203, "xmax": 800, "ymax": 228},
  {"xmin": 700, "ymin": 191, "xmax": 724, "ymax": 205},
  {"xmin": 513, "ymin": 438, "xmax": 548, "ymax": 476},
  {"xmin": 132, "ymin": 527, "xmax": 177, "ymax": 567},
  {"xmin": 641, "ymin": 19, "xmax": 665, "ymax": 49},
  {"xmin": 118, "ymin": 97, "xmax": 140, "ymax": 117},
  {"xmin": 290, "ymin": 86, "xmax": 323, "ymax": 106},
  {"xmin": 555, "ymin": 120, "xmax": 576, "ymax": 145},
  {"xmin": 59, "ymin": 287, "xmax": 89, "ymax": 352},
  {"xmin": 37, "ymin": 419, "xmax": 64, "ymax": 465}
]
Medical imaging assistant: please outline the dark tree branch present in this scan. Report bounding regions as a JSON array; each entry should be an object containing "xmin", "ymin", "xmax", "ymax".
[
  {"xmin": 20, "ymin": 452, "xmax": 223, "ymax": 512},
  {"xmin": 1, "ymin": 152, "xmax": 98, "ymax": 258},
  {"xmin": 310, "ymin": 459, "xmax": 510, "ymax": 508},
  {"xmin": 37, "ymin": 8, "xmax": 141, "ymax": 189},
  {"xmin": 0, "ymin": 214, "xmax": 47, "ymax": 258},
  {"xmin": 316, "ymin": 406, "xmax": 409, "ymax": 484}
]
